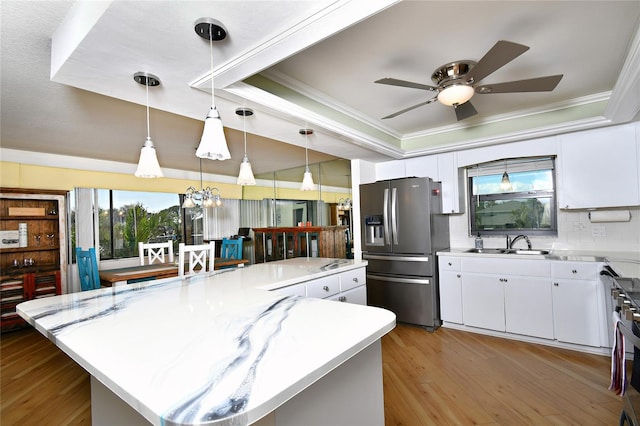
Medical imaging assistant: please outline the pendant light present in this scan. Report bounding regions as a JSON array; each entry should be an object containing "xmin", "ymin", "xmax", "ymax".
[
  {"xmin": 300, "ymin": 128, "xmax": 316, "ymax": 191},
  {"xmin": 134, "ymin": 72, "xmax": 163, "ymax": 178},
  {"xmin": 499, "ymin": 159, "xmax": 513, "ymax": 192},
  {"xmin": 194, "ymin": 18, "xmax": 231, "ymax": 161},
  {"xmin": 182, "ymin": 158, "xmax": 223, "ymax": 208},
  {"xmin": 235, "ymin": 107, "xmax": 256, "ymax": 185}
]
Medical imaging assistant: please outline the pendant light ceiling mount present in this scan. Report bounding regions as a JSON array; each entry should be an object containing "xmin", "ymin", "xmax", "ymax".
[
  {"xmin": 133, "ymin": 72, "xmax": 160, "ymax": 87},
  {"xmin": 194, "ymin": 18, "xmax": 227, "ymax": 41}
]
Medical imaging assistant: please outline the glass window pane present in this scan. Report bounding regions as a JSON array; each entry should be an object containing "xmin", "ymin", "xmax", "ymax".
[
  {"xmin": 474, "ymin": 170, "xmax": 553, "ymax": 195},
  {"xmin": 473, "ymin": 197, "xmax": 553, "ymax": 231}
]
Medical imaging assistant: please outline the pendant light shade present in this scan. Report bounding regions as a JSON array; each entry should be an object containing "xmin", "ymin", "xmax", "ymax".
[
  {"xmin": 236, "ymin": 107, "xmax": 256, "ymax": 185},
  {"xmin": 133, "ymin": 72, "xmax": 163, "ymax": 178},
  {"xmin": 299, "ymin": 128, "xmax": 316, "ymax": 191},
  {"xmin": 194, "ymin": 18, "xmax": 230, "ymax": 161},
  {"xmin": 499, "ymin": 159, "xmax": 513, "ymax": 191}
]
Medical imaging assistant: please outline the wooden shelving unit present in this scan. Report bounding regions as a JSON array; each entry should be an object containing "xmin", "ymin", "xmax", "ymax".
[
  {"xmin": 0, "ymin": 189, "xmax": 68, "ymax": 332},
  {"xmin": 252, "ymin": 226, "xmax": 348, "ymax": 263}
]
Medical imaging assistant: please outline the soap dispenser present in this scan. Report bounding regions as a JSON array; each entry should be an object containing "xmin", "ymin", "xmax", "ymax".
[{"xmin": 474, "ymin": 233, "xmax": 483, "ymax": 249}]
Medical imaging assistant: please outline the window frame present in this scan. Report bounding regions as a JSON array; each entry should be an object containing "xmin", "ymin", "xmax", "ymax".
[{"xmin": 468, "ymin": 158, "xmax": 558, "ymax": 237}]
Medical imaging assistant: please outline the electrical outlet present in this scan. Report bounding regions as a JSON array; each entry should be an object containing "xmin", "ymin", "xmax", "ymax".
[
  {"xmin": 591, "ymin": 224, "xmax": 607, "ymax": 237},
  {"xmin": 573, "ymin": 222, "xmax": 586, "ymax": 231}
]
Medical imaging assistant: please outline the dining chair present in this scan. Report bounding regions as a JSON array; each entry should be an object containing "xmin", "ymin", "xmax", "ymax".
[
  {"xmin": 178, "ymin": 242, "xmax": 215, "ymax": 277},
  {"xmin": 220, "ymin": 238, "xmax": 243, "ymax": 260},
  {"xmin": 138, "ymin": 241, "xmax": 174, "ymax": 265},
  {"xmin": 76, "ymin": 247, "xmax": 100, "ymax": 291}
]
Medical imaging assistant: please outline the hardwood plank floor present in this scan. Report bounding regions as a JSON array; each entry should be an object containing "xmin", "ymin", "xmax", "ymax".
[{"xmin": 1, "ymin": 324, "xmax": 624, "ymax": 425}]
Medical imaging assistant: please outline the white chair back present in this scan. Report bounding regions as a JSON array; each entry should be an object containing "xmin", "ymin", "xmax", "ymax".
[
  {"xmin": 178, "ymin": 242, "xmax": 215, "ymax": 277},
  {"xmin": 139, "ymin": 241, "xmax": 175, "ymax": 265}
]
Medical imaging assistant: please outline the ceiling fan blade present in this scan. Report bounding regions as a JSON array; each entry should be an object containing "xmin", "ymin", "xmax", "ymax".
[
  {"xmin": 382, "ymin": 96, "xmax": 438, "ymax": 119},
  {"xmin": 464, "ymin": 40, "xmax": 530, "ymax": 85},
  {"xmin": 375, "ymin": 77, "xmax": 438, "ymax": 92},
  {"xmin": 475, "ymin": 74, "xmax": 564, "ymax": 94},
  {"xmin": 453, "ymin": 101, "xmax": 478, "ymax": 121}
]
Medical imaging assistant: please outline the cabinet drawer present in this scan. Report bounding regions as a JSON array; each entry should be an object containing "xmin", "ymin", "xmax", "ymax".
[
  {"xmin": 306, "ymin": 276, "xmax": 340, "ymax": 299},
  {"xmin": 551, "ymin": 261, "xmax": 598, "ymax": 280},
  {"xmin": 438, "ymin": 256, "xmax": 460, "ymax": 271},
  {"xmin": 340, "ymin": 268, "xmax": 365, "ymax": 292}
]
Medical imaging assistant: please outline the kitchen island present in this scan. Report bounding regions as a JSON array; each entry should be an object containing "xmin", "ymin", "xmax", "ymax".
[{"xmin": 17, "ymin": 258, "xmax": 395, "ymax": 426}]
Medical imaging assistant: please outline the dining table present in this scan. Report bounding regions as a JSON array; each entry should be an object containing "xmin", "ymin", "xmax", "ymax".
[{"xmin": 99, "ymin": 258, "xmax": 249, "ymax": 287}]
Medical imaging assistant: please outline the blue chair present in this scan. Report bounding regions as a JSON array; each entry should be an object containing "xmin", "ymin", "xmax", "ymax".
[
  {"xmin": 220, "ymin": 238, "xmax": 243, "ymax": 260},
  {"xmin": 76, "ymin": 247, "xmax": 100, "ymax": 291}
]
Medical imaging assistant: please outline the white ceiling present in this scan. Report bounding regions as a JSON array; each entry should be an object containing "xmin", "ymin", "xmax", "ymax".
[{"xmin": 2, "ymin": 1, "xmax": 639, "ymax": 187}]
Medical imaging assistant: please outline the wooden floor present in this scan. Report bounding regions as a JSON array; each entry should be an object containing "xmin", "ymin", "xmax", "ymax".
[{"xmin": 1, "ymin": 324, "xmax": 623, "ymax": 425}]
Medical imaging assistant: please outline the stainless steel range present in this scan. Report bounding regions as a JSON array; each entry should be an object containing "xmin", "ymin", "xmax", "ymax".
[{"xmin": 605, "ymin": 266, "xmax": 640, "ymax": 425}]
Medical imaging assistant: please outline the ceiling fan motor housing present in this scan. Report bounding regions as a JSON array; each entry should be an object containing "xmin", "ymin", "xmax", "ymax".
[{"xmin": 431, "ymin": 60, "xmax": 476, "ymax": 88}]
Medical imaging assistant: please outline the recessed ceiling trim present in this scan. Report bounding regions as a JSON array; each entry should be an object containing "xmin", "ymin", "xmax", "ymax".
[
  {"xmin": 222, "ymin": 82, "xmax": 406, "ymax": 160},
  {"xmin": 604, "ymin": 22, "xmax": 640, "ymax": 122}
]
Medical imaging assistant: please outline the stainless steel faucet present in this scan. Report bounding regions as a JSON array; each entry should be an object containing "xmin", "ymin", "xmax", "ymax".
[
  {"xmin": 505, "ymin": 235, "xmax": 511, "ymax": 249},
  {"xmin": 509, "ymin": 234, "xmax": 532, "ymax": 250}
]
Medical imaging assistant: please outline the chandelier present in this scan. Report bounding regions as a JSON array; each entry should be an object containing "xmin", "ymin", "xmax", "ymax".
[
  {"xmin": 337, "ymin": 198, "xmax": 352, "ymax": 210},
  {"xmin": 182, "ymin": 159, "xmax": 223, "ymax": 208}
]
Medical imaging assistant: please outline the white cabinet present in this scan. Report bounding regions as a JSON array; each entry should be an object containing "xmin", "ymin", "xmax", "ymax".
[
  {"xmin": 404, "ymin": 156, "xmax": 438, "ymax": 179},
  {"xmin": 328, "ymin": 286, "xmax": 367, "ymax": 304},
  {"xmin": 460, "ymin": 258, "xmax": 553, "ymax": 339},
  {"xmin": 437, "ymin": 152, "xmax": 465, "ymax": 214},
  {"xmin": 551, "ymin": 261, "xmax": 602, "ymax": 347},
  {"xmin": 438, "ymin": 256, "xmax": 463, "ymax": 324},
  {"xmin": 375, "ymin": 160, "xmax": 406, "ymax": 180},
  {"xmin": 558, "ymin": 123, "xmax": 639, "ymax": 209},
  {"xmin": 276, "ymin": 282, "xmax": 306, "ymax": 298}
]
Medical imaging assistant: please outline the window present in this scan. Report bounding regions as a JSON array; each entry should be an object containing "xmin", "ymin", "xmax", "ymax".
[
  {"xmin": 98, "ymin": 190, "xmax": 182, "ymax": 259},
  {"xmin": 468, "ymin": 157, "xmax": 557, "ymax": 236}
]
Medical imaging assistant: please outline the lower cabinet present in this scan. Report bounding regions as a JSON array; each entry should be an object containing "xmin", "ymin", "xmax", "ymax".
[
  {"xmin": 273, "ymin": 267, "xmax": 367, "ymax": 305},
  {"xmin": 1, "ymin": 268, "xmax": 61, "ymax": 331},
  {"xmin": 551, "ymin": 262, "xmax": 603, "ymax": 347},
  {"xmin": 440, "ymin": 254, "xmax": 606, "ymax": 350}
]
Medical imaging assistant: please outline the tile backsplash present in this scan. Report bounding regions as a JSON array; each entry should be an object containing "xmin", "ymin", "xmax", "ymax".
[{"xmin": 449, "ymin": 206, "xmax": 640, "ymax": 253}]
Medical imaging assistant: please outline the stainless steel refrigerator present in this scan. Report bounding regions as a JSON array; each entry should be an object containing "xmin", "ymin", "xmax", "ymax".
[{"xmin": 360, "ymin": 177, "xmax": 449, "ymax": 330}]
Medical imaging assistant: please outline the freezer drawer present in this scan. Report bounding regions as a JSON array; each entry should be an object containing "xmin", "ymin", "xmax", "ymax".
[
  {"xmin": 366, "ymin": 273, "xmax": 440, "ymax": 330},
  {"xmin": 364, "ymin": 254, "xmax": 434, "ymax": 277}
]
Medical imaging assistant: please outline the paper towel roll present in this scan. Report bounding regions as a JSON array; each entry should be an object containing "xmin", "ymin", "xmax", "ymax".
[{"xmin": 588, "ymin": 210, "xmax": 631, "ymax": 223}]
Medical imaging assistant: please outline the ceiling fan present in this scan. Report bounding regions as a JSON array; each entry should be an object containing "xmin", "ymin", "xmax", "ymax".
[{"xmin": 375, "ymin": 40, "xmax": 563, "ymax": 121}]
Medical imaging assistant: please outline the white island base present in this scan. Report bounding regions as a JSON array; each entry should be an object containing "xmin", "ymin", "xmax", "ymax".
[{"xmin": 91, "ymin": 340, "xmax": 384, "ymax": 426}]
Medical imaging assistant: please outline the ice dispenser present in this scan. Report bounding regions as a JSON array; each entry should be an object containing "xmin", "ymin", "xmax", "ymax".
[{"xmin": 364, "ymin": 215, "xmax": 385, "ymax": 246}]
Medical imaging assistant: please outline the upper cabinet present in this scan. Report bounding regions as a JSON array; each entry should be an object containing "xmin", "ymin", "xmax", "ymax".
[{"xmin": 557, "ymin": 122, "xmax": 640, "ymax": 209}]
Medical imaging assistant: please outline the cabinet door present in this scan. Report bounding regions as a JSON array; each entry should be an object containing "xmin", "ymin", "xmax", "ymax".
[
  {"xmin": 439, "ymin": 270, "xmax": 463, "ymax": 324},
  {"xmin": 558, "ymin": 123, "xmax": 639, "ymax": 209},
  {"xmin": 375, "ymin": 160, "xmax": 406, "ymax": 180},
  {"xmin": 339, "ymin": 268, "xmax": 365, "ymax": 292},
  {"xmin": 462, "ymin": 273, "xmax": 505, "ymax": 331},
  {"xmin": 437, "ymin": 152, "xmax": 465, "ymax": 214},
  {"xmin": 504, "ymin": 276, "xmax": 553, "ymax": 339},
  {"xmin": 552, "ymin": 279, "xmax": 601, "ymax": 346}
]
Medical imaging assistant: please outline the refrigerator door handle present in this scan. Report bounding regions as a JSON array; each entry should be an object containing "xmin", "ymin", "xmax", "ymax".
[
  {"xmin": 364, "ymin": 254, "xmax": 430, "ymax": 263},
  {"xmin": 391, "ymin": 187, "xmax": 398, "ymax": 245},
  {"xmin": 383, "ymin": 188, "xmax": 390, "ymax": 245},
  {"xmin": 367, "ymin": 273, "xmax": 430, "ymax": 285}
]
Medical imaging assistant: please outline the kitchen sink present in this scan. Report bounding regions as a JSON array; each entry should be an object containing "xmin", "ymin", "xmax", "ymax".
[
  {"xmin": 465, "ymin": 248, "xmax": 507, "ymax": 254},
  {"xmin": 504, "ymin": 249, "xmax": 550, "ymax": 255},
  {"xmin": 465, "ymin": 248, "xmax": 550, "ymax": 255}
]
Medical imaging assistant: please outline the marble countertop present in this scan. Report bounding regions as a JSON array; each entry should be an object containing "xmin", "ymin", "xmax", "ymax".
[{"xmin": 17, "ymin": 258, "xmax": 395, "ymax": 426}]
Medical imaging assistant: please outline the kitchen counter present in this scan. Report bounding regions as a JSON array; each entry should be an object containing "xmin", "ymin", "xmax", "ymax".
[
  {"xmin": 17, "ymin": 258, "xmax": 395, "ymax": 426},
  {"xmin": 439, "ymin": 248, "xmax": 640, "ymax": 275}
]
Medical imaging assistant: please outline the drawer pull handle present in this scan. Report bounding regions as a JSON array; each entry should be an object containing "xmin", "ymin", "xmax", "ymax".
[
  {"xmin": 339, "ymin": 296, "xmax": 347, "ymax": 302},
  {"xmin": 448, "ymin": 262, "xmax": 452, "ymax": 266},
  {"xmin": 323, "ymin": 285, "xmax": 329, "ymax": 291},
  {"xmin": 572, "ymin": 269, "xmax": 577, "ymax": 274},
  {"xmin": 352, "ymin": 277, "xmax": 358, "ymax": 282},
  {"xmin": 456, "ymin": 274, "xmax": 461, "ymax": 278}
]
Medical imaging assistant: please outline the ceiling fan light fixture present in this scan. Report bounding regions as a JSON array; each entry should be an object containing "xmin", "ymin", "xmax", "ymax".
[
  {"xmin": 194, "ymin": 17, "xmax": 231, "ymax": 161},
  {"xmin": 437, "ymin": 84, "xmax": 475, "ymax": 106}
]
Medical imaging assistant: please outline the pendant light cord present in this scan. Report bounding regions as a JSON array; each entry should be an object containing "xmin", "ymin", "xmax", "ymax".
[
  {"xmin": 209, "ymin": 24, "xmax": 215, "ymax": 109},
  {"xmin": 304, "ymin": 127, "xmax": 309, "ymax": 167},
  {"xmin": 145, "ymin": 78, "xmax": 150, "ymax": 139}
]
